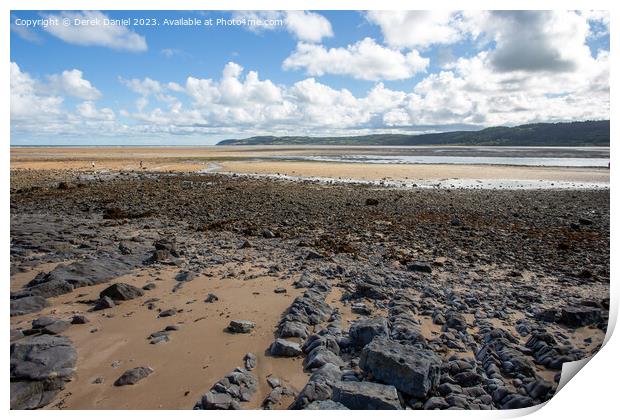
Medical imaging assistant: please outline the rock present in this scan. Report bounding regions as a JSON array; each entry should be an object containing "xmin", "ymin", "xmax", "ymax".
[
  {"xmin": 559, "ymin": 306, "xmax": 602, "ymax": 327},
  {"xmin": 24, "ymin": 278, "xmax": 74, "ymax": 298},
  {"xmin": 270, "ymin": 338, "xmax": 303, "ymax": 357},
  {"xmin": 304, "ymin": 400, "xmax": 349, "ymax": 410},
  {"xmin": 261, "ymin": 228, "xmax": 276, "ymax": 238},
  {"xmin": 11, "ymin": 329, "xmax": 24, "ymax": 342},
  {"xmin": 228, "ymin": 320, "xmax": 255, "ymax": 333},
  {"xmin": 525, "ymin": 380, "xmax": 553, "ymax": 400},
  {"xmin": 365, "ymin": 198, "xmax": 379, "ymax": 206},
  {"xmin": 175, "ymin": 271, "xmax": 196, "ymax": 282},
  {"xmin": 278, "ymin": 321, "xmax": 309, "ymax": 340},
  {"xmin": 165, "ymin": 325, "xmax": 179, "ymax": 331},
  {"xmin": 114, "ymin": 366, "xmax": 154, "ymax": 386},
  {"xmin": 360, "ymin": 337, "xmax": 441, "ymax": 398},
  {"xmin": 332, "ymin": 381, "xmax": 401, "ymax": 410},
  {"xmin": 501, "ymin": 394, "xmax": 535, "ymax": 409},
  {"xmin": 407, "ymin": 262, "xmax": 433, "ymax": 273},
  {"xmin": 194, "ymin": 366, "xmax": 257, "ymax": 409},
  {"xmin": 267, "ymin": 377, "xmax": 281, "ymax": 388},
  {"xmin": 41, "ymin": 320, "xmax": 70, "ymax": 335},
  {"xmin": 453, "ymin": 371, "xmax": 483, "ymax": 387},
  {"xmin": 99, "ymin": 283, "xmax": 144, "ymax": 301},
  {"xmin": 205, "ymin": 293, "xmax": 219, "ymax": 303},
  {"xmin": 158, "ymin": 309, "xmax": 177, "ymax": 318},
  {"xmin": 32, "ymin": 316, "xmax": 57, "ymax": 329},
  {"xmin": 351, "ymin": 302, "xmax": 372, "ymax": 315},
  {"xmin": 424, "ymin": 396, "xmax": 450, "ymax": 410},
  {"xmin": 142, "ymin": 283, "xmax": 157, "ymax": 290},
  {"xmin": 304, "ymin": 347, "xmax": 345, "ymax": 370},
  {"xmin": 71, "ymin": 314, "xmax": 90, "ymax": 324},
  {"xmin": 11, "ymin": 296, "xmax": 50, "ymax": 317},
  {"xmin": 10, "ymin": 335, "xmax": 77, "ymax": 409},
  {"xmin": 93, "ymin": 296, "xmax": 115, "ymax": 311},
  {"xmin": 349, "ymin": 317, "xmax": 389, "ymax": 347},
  {"xmin": 244, "ymin": 353, "xmax": 257, "ymax": 371},
  {"xmin": 274, "ymin": 287, "xmax": 287, "ymax": 294},
  {"xmin": 305, "ymin": 250, "xmax": 324, "ymax": 260}
]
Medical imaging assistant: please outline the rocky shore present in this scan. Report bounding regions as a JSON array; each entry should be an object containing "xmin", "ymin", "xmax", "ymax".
[{"xmin": 10, "ymin": 169, "xmax": 609, "ymax": 410}]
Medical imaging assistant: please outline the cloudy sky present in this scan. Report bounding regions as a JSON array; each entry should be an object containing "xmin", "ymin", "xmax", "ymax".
[{"xmin": 10, "ymin": 10, "xmax": 610, "ymax": 145}]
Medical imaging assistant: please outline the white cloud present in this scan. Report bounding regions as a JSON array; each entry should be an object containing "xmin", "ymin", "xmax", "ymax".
[
  {"xmin": 232, "ymin": 10, "xmax": 333, "ymax": 42},
  {"xmin": 366, "ymin": 11, "xmax": 465, "ymax": 49},
  {"xmin": 48, "ymin": 69, "xmax": 101, "ymax": 100},
  {"xmin": 283, "ymin": 38, "xmax": 429, "ymax": 81},
  {"xmin": 10, "ymin": 62, "xmax": 63, "ymax": 119},
  {"xmin": 76, "ymin": 101, "xmax": 115, "ymax": 120},
  {"xmin": 284, "ymin": 11, "xmax": 333, "ymax": 42},
  {"xmin": 42, "ymin": 11, "xmax": 147, "ymax": 52}
]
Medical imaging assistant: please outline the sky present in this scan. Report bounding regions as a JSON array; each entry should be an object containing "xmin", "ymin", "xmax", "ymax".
[{"xmin": 10, "ymin": 10, "xmax": 610, "ymax": 145}]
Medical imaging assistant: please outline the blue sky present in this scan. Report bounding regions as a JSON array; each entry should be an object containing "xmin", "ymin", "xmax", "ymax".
[{"xmin": 10, "ymin": 10, "xmax": 610, "ymax": 145}]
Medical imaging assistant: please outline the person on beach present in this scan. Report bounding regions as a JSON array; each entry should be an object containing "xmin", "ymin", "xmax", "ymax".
[
  {"xmin": 91, "ymin": 161, "xmax": 95, "ymax": 169},
  {"xmin": 140, "ymin": 160, "xmax": 144, "ymax": 169}
]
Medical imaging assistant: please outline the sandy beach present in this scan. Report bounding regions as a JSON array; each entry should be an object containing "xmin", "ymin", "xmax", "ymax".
[
  {"xmin": 10, "ymin": 161, "xmax": 609, "ymax": 410},
  {"xmin": 10, "ymin": 146, "xmax": 610, "ymax": 186}
]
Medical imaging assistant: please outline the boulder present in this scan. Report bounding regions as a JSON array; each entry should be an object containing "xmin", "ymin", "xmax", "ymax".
[
  {"xmin": 99, "ymin": 283, "xmax": 144, "ymax": 301},
  {"xmin": 349, "ymin": 317, "xmax": 389, "ymax": 347},
  {"xmin": 360, "ymin": 337, "xmax": 441, "ymax": 398},
  {"xmin": 10, "ymin": 335, "xmax": 77, "ymax": 409},
  {"xmin": 93, "ymin": 296, "xmax": 115, "ymax": 311},
  {"xmin": 559, "ymin": 306, "xmax": 602, "ymax": 327},
  {"xmin": 10, "ymin": 296, "xmax": 49, "ymax": 317},
  {"xmin": 332, "ymin": 381, "xmax": 401, "ymax": 410},
  {"xmin": 304, "ymin": 400, "xmax": 349, "ymax": 410},
  {"xmin": 270, "ymin": 339, "xmax": 303, "ymax": 357}
]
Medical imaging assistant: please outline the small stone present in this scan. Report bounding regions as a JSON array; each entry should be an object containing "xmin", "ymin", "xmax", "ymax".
[
  {"xmin": 142, "ymin": 283, "xmax": 157, "ymax": 290},
  {"xmin": 205, "ymin": 293, "xmax": 219, "ymax": 303},
  {"xmin": 274, "ymin": 287, "xmax": 287, "ymax": 294},
  {"xmin": 71, "ymin": 314, "xmax": 90, "ymax": 324},
  {"xmin": 114, "ymin": 366, "xmax": 154, "ymax": 386},
  {"xmin": 158, "ymin": 309, "xmax": 177, "ymax": 318},
  {"xmin": 244, "ymin": 353, "xmax": 257, "ymax": 370},
  {"xmin": 99, "ymin": 283, "xmax": 144, "ymax": 301},
  {"xmin": 228, "ymin": 320, "xmax": 255, "ymax": 333}
]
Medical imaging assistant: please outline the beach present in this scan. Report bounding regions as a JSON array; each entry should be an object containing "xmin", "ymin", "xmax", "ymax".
[{"xmin": 10, "ymin": 147, "xmax": 610, "ymax": 410}]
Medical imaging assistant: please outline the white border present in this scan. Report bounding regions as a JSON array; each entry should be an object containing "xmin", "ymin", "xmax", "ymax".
[{"xmin": 3, "ymin": 1, "xmax": 617, "ymax": 419}]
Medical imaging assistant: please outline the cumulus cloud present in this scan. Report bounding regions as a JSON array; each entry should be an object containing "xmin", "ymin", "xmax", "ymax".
[
  {"xmin": 10, "ymin": 63, "xmax": 63, "ymax": 119},
  {"xmin": 366, "ymin": 11, "xmax": 465, "ymax": 48},
  {"xmin": 11, "ymin": 62, "xmax": 119, "ymax": 140},
  {"xmin": 232, "ymin": 10, "xmax": 333, "ymax": 42},
  {"xmin": 283, "ymin": 38, "xmax": 429, "ymax": 81},
  {"xmin": 42, "ymin": 11, "xmax": 147, "ymax": 52},
  {"xmin": 48, "ymin": 69, "xmax": 101, "ymax": 100},
  {"xmin": 284, "ymin": 11, "xmax": 333, "ymax": 42}
]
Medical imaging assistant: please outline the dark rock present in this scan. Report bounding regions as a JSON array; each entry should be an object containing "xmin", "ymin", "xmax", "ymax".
[
  {"xmin": 32, "ymin": 317, "xmax": 57, "ymax": 329},
  {"xmin": 332, "ymin": 381, "xmax": 401, "ymax": 410},
  {"xmin": 142, "ymin": 283, "xmax": 157, "ymax": 290},
  {"xmin": 305, "ymin": 250, "xmax": 324, "ymax": 260},
  {"xmin": 274, "ymin": 287, "xmax": 287, "ymax": 294},
  {"xmin": 114, "ymin": 366, "xmax": 154, "ymax": 386},
  {"xmin": 41, "ymin": 320, "xmax": 70, "ymax": 335},
  {"xmin": 11, "ymin": 296, "xmax": 50, "ymax": 317},
  {"xmin": 261, "ymin": 228, "xmax": 276, "ymax": 238},
  {"xmin": 270, "ymin": 338, "xmax": 303, "ymax": 357},
  {"xmin": 71, "ymin": 314, "xmax": 90, "ymax": 324},
  {"xmin": 176, "ymin": 271, "xmax": 196, "ymax": 282},
  {"xmin": 365, "ymin": 198, "xmax": 379, "ymax": 206},
  {"xmin": 205, "ymin": 293, "xmax": 219, "ymax": 303},
  {"xmin": 99, "ymin": 283, "xmax": 144, "ymax": 301},
  {"xmin": 559, "ymin": 306, "xmax": 602, "ymax": 327},
  {"xmin": 158, "ymin": 309, "xmax": 177, "ymax": 318},
  {"xmin": 407, "ymin": 262, "xmax": 433, "ymax": 273},
  {"xmin": 228, "ymin": 320, "xmax": 255, "ymax": 333},
  {"xmin": 525, "ymin": 380, "xmax": 553, "ymax": 400},
  {"xmin": 93, "ymin": 296, "xmax": 115, "ymax": 311},
  {"xmin": 360, "ymin": 337, "xmax": 441, "ymax": 398},
  {"xmin": 10, "ymin": 335, "xmax": 77, "ymax": 409},
  {"xmin": 304, "ymin": 400, "xmax": 349, "ymax": 410},
  {"xmin": 351, "ymin": 302, "xmax": 372, "ymax": 315},
  {"xmin": 349, "ymin": 317, "xmax": 389, "ymax": 347},
  {"xmin": 424, "ymin": 396, "xmax": 450, "ymax": 410},
  {"xmin": 278, "ymin": 321, "xmax": 309, "ymax": 340}
]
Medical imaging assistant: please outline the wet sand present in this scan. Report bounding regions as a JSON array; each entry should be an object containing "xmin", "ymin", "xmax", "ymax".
[{"xmin": 10, "ymin": 146, "xmax": 609, "ymax": 184}]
